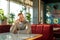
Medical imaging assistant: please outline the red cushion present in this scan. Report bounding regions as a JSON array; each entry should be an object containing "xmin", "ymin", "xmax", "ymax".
[
  {"xmin": 31, "ymin": 24, "xmax": 37, "ymax": 34},
  {"xmin": 43, "ymin": 24, "xmax": 53, "ymax": 40},
  {"xmin": 53, "ymin": 24, "xmax": 60, "ymax": 34},
  {"xmin": 31, "ymin": 24, "xmax": 53, "ymax": 40},
  {"xmin": 0, "ymin": 25, "xmax": 11, "ymax": 33},
  {"xmin": 53, "ymin": 24, "xmax": 60, "ymax": 28},
  {"xmin": 36, "ymin": 24, "xmax": 43, "ymax": 34}
]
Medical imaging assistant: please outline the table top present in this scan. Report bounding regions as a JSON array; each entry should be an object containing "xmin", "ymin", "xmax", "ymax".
[
  {"xmin": 0, "ymin": 33, "xmax": 43, "ymax": 40},
  {"xmin": 25, "ymin": 34, "xmax": 43, "ymax": 40}
]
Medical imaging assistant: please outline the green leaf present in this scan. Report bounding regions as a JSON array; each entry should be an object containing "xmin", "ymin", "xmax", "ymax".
[{"xmin": 26, "ymin": 12, "xmax": 31, "ymax": 22}]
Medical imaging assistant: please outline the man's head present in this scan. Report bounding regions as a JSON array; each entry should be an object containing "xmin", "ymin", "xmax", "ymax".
[{"xmin": 18, "ymin": 13, "xmax": 25, "ymax": 22}]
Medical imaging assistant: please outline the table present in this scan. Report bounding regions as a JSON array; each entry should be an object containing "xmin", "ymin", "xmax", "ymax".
[
  {"xmin": 25, "ymin": 34, "xmax": 43, "ymax": 40},
  {"xmin": 0, "ymin": 33, "xmax": 43, "ymax": 40}
]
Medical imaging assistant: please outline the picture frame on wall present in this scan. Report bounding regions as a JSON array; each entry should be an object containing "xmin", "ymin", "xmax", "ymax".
[{"xmin": 52, "ymin": 4, "xmax": 60, "ymax": 18}]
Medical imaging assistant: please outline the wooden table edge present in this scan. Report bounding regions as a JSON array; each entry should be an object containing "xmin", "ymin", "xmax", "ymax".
[{"xmin": 25, "ymin": 34, "xmax": 43, "ymax": 40}]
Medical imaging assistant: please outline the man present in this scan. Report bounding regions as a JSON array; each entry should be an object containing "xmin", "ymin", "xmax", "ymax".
[{"xmin": 10, "ymin": 13, "xmax": 31, "ymax": 34}]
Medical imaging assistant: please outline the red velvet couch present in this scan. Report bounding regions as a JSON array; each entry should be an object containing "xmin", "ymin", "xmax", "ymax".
[
  {"xmin": 0, "ymin": 24, "xmax": 56, "ymax": 40},
  {"xmin": 0, "ymin": 25, "xmax": 11, "ymax": 33},
  {"xmin": 52, "ymin": 24, "xmax": 60, "ymax": 34},
  {"xmin": 31, "ymin": 24, "xmax": 55, "ymax": 40}
]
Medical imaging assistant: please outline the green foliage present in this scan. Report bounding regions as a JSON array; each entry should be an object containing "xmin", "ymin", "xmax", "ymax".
[
  {"xmin": 0, "ymin": 9, "xmax": 4, "ymax": 15},
  {"xmin": 9, "ymin": 13, "xmax": 15, "ymax": 18},
  {"xmin": 0, "ymin": 9, "xmax": 7, "ymax": 21},
  {"xmin": 26, "ymin": 12, "xmax": 31, "ymax": 22},
  {"xmin": 0, "ymin": 15, "xmax": 7, "ymax": 21},
  {"xmin": 8, "ymin": 13, "xmax": 15, "ymax": 24},
  {"xmin": 20, "ymin": 10, "xmax": 23, "ymax": 13},
  {"xmin": 20, "ymin": 6, "xmax": 26, "ymax": 13},
  {"xmin": 8, "ymin": 18, "xmax": 13, "ymax": 24}
]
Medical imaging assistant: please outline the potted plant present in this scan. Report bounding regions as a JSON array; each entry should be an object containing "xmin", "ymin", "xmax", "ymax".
[
  {"xmin": 8, "ymin": 13, "xmax": 15, "ymax": 24},
  {"xmin": 0, "ymin": 9, "xmax": 7, "ymax": 24},
  {"xmin": 20, "ymin": 6, "xmax": 26, "ymax": 13},
  {"xmin": 26, "ymin": 12, "xmax": 31, "ymax": 23}
]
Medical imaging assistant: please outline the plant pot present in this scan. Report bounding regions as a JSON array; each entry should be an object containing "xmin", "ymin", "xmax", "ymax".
[{"xmin": 1, "ymin": 19, "xmax": 7, "ymax": 25}]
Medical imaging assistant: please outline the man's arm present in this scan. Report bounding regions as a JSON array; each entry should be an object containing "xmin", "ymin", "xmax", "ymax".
[
  {"xmin": 26, "ymin": 22, "xmax": 31, "ymax": 34},
  {"xmin": 10, "ymin": 20, "xmax": 19, "ymax": 34},
  {"xmin": 10, "ymin": 25, "xmax": 17, "ymax": 34}
]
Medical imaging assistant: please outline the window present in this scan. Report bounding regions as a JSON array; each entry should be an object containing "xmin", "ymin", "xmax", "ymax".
[
  {"xmin": 0, "ymin": 0, "xmax": 33, "ymax": 24},
  {"xmin": 10, "ymin": 2, "xmax": 33, "ymax": 24},
  {"xmin": 0, "ymin": 0, "xmax": 8, "ymax": 17},
  {"xmin": 30, "ymin": 7, "xmax": 33, "ymax": 24},
  {"xmin": 10, "ymin": 2, "xmax": 23, "ymax": 20}
]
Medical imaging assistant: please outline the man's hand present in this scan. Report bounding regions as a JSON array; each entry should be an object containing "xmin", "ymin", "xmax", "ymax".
[{"xmin": 13, "ymin": 30, "xmax": 17, "ymax": 34}]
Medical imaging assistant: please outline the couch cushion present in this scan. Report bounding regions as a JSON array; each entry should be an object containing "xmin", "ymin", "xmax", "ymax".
[
  {"xmin": 52, "ymin": 24, "xmax": 60, "ymax": 28},
  {"xmin": 0, "ymin": 25, "xmax": 11, "ymax": 33},
  {"xmin": 31, "ymin": 24, "xmax": 37, "ymax": 34},
  {"xmin": 36, "ymin": 24, "xmax": 43, "ymax": 34},
  {"xmin": 43, "ymin": 24, "xmax": 53, "ymax": 40}
]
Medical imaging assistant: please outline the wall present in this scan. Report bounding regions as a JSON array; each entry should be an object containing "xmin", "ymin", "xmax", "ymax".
[
  {"xmin": 46, "ymin": 3, "xmax": 60, "ymax": 24},
  {"xmin": 33, "ymin": 0, "xmax": 39, "ymax": 24},
  {"xmin": 33, "ymin": 0, "xmax": 44, "ymax": 24}
]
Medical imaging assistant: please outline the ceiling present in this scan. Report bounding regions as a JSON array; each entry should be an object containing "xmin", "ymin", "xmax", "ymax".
[
  {"xmin": 42, "ymin": 0, "xmax": 60, "ymax": 4},
  {"xmin": 10, "ymin": 0, "xmax": 33, "ymax": 6},
  {"xmin": 30, "ymin": 0, "xmax": 33, "ymax": 1},
  {"xmin": 30, "ymin": 0, "xmax": 60, "ymax": 4}
]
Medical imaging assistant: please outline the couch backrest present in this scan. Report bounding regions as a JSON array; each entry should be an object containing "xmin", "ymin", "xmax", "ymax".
[
  {"xmin": 36, "ymin": 24, "xmax": 43, "ymax": 34},
  {"xmin": 0, "ymin": 25, "xmax": 11, "ymax": 33},
  {"xmin": 31, "ymin": 24, "xmax": 37, "ymax": 34},
  {"xmin": 31, "ymin": 24, "xmax": 53, "ymax": 40},
  {"xmin": 52, "ymin": 24, "xmax": 60, "ymax": 28},
  {"xmin": 43, "ymin": 24, "xmax": 53, "ymax": 40}
]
